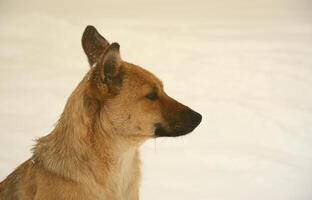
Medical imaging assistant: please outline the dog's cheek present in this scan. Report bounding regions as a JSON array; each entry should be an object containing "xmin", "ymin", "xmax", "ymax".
[{"xmin": 133, "ymin": 107, "xmax": 160, "ymax": 136}]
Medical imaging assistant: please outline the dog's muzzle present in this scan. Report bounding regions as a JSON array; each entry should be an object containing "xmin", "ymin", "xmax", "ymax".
[{"xmin": 154, "ymin": 110, "xmax": 202, "ymax": 137}]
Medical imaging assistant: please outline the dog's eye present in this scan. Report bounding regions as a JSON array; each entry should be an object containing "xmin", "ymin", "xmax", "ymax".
[{"xmin": 145, "ymin": 91, "xmax": 158, "ymax": 101}]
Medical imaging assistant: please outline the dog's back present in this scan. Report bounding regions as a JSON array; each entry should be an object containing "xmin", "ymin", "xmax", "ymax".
[
  {"xmin": 0, "ymin": 159, "xmax": 36, "ymax": 200},
  {"xmin": 1, "ymin": 158, "xmax": 107, "ymax": 200}
]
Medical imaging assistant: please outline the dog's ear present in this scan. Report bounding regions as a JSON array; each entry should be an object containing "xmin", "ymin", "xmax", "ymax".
[
  {"xmin": 98, "ymin": 43, "xmax": 123, "ymax": 94},
  {"xmin": 82, "ymin": 25, "xmax": 110, "ymax": 66}
]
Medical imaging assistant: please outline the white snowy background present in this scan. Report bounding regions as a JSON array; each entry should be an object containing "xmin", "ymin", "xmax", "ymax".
[{"xmin": 0, "ymin": 0, "xmax": 312, "ymax": 199}]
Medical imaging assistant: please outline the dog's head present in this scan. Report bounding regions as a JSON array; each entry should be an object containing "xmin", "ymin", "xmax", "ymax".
[{"xmin": 82, "ymin": 26, "xmax": 201, "ymax": 142}]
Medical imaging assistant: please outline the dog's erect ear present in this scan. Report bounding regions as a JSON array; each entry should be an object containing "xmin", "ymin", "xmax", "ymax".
[
  {"xmin": 98, "ymin": 43, "xmax": 123, "ymax": 92},
  {"xmin": 82, "ymin": 25, "xmax": 110, "ymax": 66}
]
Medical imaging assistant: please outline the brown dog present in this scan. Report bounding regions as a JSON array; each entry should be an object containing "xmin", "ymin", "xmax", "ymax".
[{"xmin": 0, "ymin": 26, "xmax": 202, "ymax": 200}]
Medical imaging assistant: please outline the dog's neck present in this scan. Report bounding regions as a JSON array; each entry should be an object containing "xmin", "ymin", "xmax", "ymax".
[{"xmin": 33, "ymin": 80, "xmax": 140, "ymax": 188}]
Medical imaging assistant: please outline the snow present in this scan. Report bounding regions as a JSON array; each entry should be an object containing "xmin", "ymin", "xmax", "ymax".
[{"xmin": 1, "ymin": 0, "xmax": 312, "ymax": 199}]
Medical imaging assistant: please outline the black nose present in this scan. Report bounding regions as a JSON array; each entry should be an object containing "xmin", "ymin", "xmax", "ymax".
[{"xmin": 190, "ymin": 111, "xmax": 202, "ymax": 127}]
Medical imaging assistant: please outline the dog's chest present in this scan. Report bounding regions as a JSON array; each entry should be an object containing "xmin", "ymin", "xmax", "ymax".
[
  {"xmin": 102, "ymin": 149, "xmax": 140, "ymax": 199},
  {"xmin": 115, "ymin": 151, "xmax": 138, "ymax": 187}
]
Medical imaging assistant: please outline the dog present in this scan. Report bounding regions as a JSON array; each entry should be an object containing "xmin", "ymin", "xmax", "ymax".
[{"xmin": 0, "ymin": 25, "xmax": 202, "ymax": 200}]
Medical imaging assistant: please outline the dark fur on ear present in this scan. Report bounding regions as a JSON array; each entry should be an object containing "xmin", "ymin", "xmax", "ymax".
[
  {"xmin": 91, "ymin": 42, "xmax": 124, "ymax": 96},
  {"xmin": 102, "ymin": 43, "xmax": 122, "ymax": 82},
  {"xmin": 82, "ymin": 25, "xmax": 110, "ymax": 66}
]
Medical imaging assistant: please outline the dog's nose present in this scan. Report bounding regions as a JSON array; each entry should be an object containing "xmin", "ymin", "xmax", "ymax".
[{"xmin": 190, "ymin": 111, "xmax": 202, "ymax": 127}]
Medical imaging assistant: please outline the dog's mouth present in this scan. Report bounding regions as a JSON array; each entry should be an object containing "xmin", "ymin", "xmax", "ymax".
[
  {"xmin": 154, "ymin": 111, "xmax": 202, "ymax": 137},
  {"xmin": 154, "ymin": 124, "xmax": 191, "ymax": 137}
]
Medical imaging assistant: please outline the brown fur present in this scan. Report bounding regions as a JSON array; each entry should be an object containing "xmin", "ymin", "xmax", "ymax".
[{"xmin": 0, "ymin": 26, "xmax": 201, "ymax": 200}]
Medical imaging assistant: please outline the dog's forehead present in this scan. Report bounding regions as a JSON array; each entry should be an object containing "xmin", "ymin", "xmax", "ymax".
[{"xmin": 123, "ymin": 62, "xmax": 163, "ymax": 88}]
